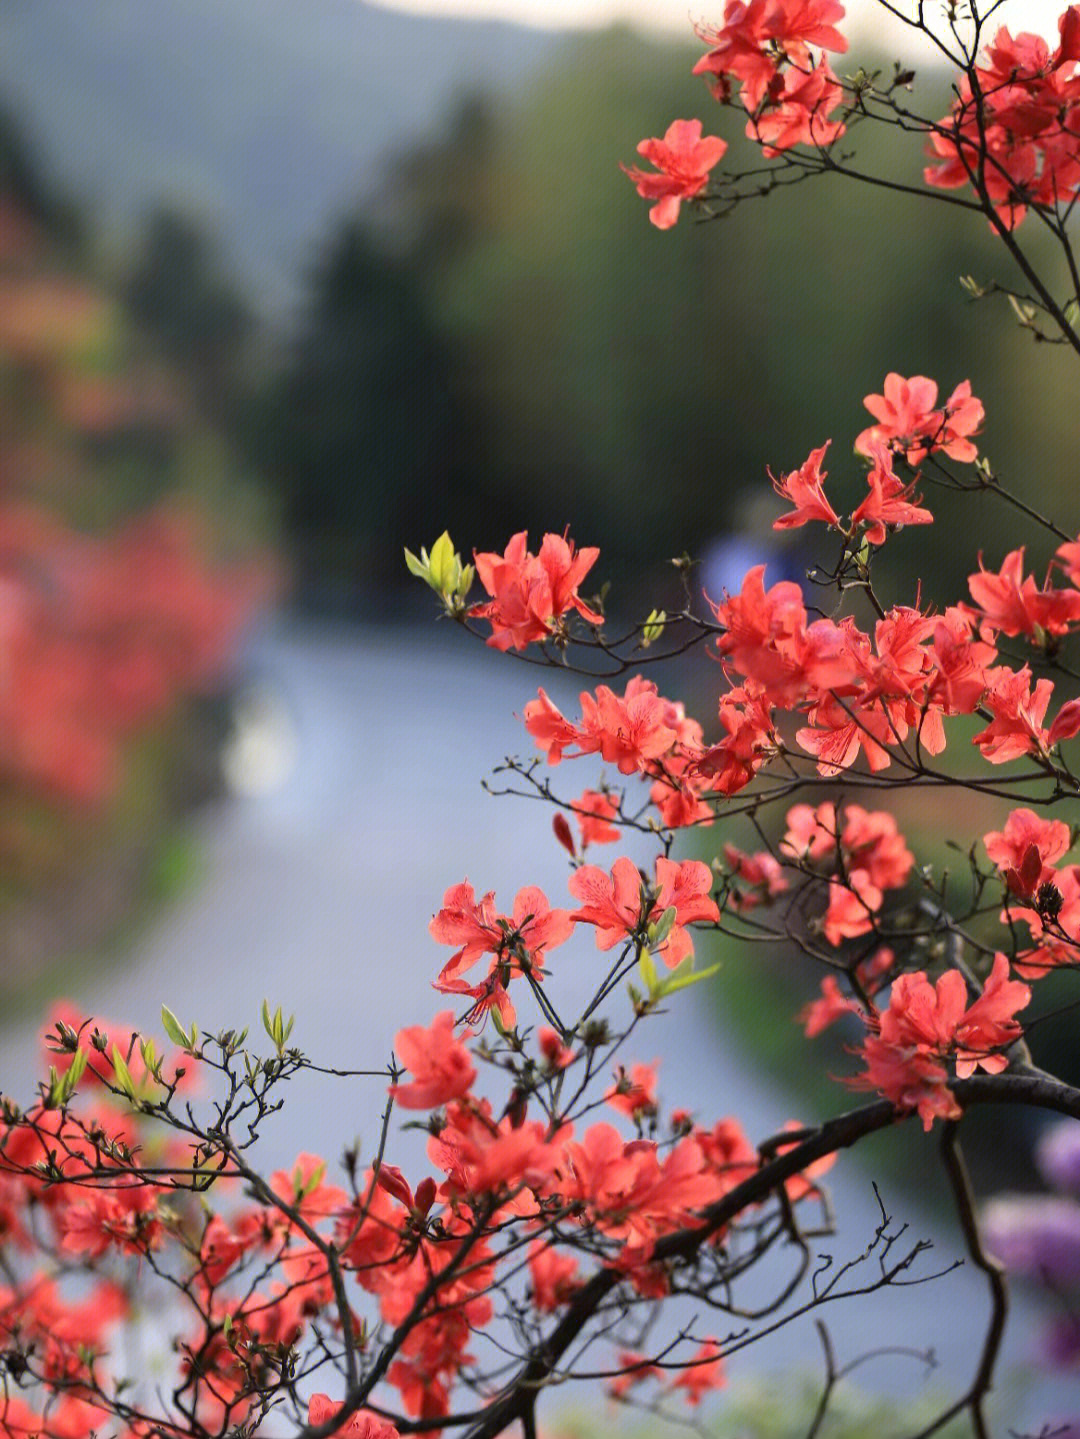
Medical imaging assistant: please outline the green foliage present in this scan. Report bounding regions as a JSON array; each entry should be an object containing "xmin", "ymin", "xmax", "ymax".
[
  {"xmin": 554, "ymin": 1376, "xmax": 973, "ymax": 1439},
  {"xmin": 377, "ymin": 28, "xmax": 1080, "ymax": 602},
  {"xmin": 260, "ymin": 222, "xmax": 465, "ymax": 596},
  {"xmin": 124, "ymin": 208, "xmax": 254, "ymax": 424},
  {"xmin": 404, "ymin": 531, "xmax": 475, "ymax": 614},
  {"xmin": 0, "ymin": 106, "xmax": 82, "ymax": 247}
]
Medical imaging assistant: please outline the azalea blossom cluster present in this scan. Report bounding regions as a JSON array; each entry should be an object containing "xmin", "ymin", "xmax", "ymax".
[
  {"xmin": 428, "ymin": 855, "xmax": 718, "ymax": 1029},
  {"xmin": 413, "ymin": 435, "xmax": 1080, "ymax": 1152},
  {"xmin": 425, "ymin": 389, "xmax": 1080, "ymax": 1146},
  {"xmin": 982, "ymin": 806, "xmax": 1080, "ymax": 978},
  {"xmin": 693, "ymin": 0, "xmax": 847, "ymax": 154},
  {"xmin": 413, "ymin": 386, "xmax": 1080, "ymax": 1160},
  {"xmin": 623, "ymin": 0, "xmax": 1080, "ymax": 247},
  {"xmin": 853, "ymin": 374, "xmax": 984, "ymax": 468},
  {"xmin": 851, "ymin": 957, "xmax": 1030, "ymax": 1130},
  {"xmin": 926, "ymin": 7, "xmax": 1080, "ymax": 228},
  {"xmin": 622, "ymin": 0, "xmax": 848, "ymax": 225},
  {"xmin": 621, "ymin": 0, "xmax": 852, "ymax": 228},
  {"xmin": 7, "ymin": 4, "xmax": 1080, "ymax": 1437},
  {"xmin": 520, "ymin": 384, "xmax": 1080, "ymax": 797},
  {"xmin": 0, "ymin": 987, "xmax": 837, "ymax": 1439},
  {"xmin": 467, "ymin": 532, "xmax": 602, "ymax": 652}
]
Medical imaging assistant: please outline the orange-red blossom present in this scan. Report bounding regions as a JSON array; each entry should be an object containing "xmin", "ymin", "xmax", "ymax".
[{"xmin": 854, "ymin": 957, "xmax": 1031, "ymax": 1130}]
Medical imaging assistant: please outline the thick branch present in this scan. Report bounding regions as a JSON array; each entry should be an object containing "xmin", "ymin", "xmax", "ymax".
[
  {"xmin": 904, "ymin": 1124, "xmax": 1009, "ymax": 1439},
  {"xmin": 458, "ymin": 1073, "xmax": 1080, "ymax": 1439}
]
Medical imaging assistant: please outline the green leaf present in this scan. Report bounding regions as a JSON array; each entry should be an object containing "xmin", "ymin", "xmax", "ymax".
[
  {"xmin": 111, "ymin": 1046, "xmax": 136, "ymax": 1100},
  {"xmin": 648, "ymin": 905, "xmax": 677, "ymax": 950},
  {"xmin": 428, "ymin": 531, "xmax": 457, "ymax": 593},
  {"xmin": 261, "ymin": 1001, "xmax": 295, "ymax": 1055},
  {"xmin": 638, "ymin": 947, "xmax": 659, "ymax": 997},
  {"xmin": 1008, "ymin": 293, "xmax": 1037, "ymax": 324},
  {"xmin": 655, "ymin": 960, "xmax": 722, "ymax": 999},
  {"xmin": 65, "ymin": 1046, "xmax": 88, "ymax": 1094},
  {"xmin": 161, "ymin": 1006, "xmax": 189, "ymax": 1050},
  {"xmin": 296, "ymin": 1158, "xmax": 326, "ymax": 1199},
  {"xmin": 261, "ymin": 999, "xmax": 284, "ymax": 1048},
  {"xmin": 403, "ymin": 547, "xmax": 429, "ymax": 581},
  {"xmin": 640, "ymin": 608, "xmax": 666, "ymax": 648}
]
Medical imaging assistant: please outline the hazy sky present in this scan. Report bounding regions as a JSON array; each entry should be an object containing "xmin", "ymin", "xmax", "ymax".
[{"xmin": 370, "ymin": 0, "xmax": 1068, "ymax": 47}]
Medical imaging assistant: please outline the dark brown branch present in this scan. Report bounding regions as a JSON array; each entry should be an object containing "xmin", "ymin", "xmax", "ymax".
[
  {"xmin": 457, "ymin": 1073, "xmax": 1080, "ymax": 1439},
  {"xmin": 906, "ymin": 1124, "xmax": 1009, "ymax": 1439}
]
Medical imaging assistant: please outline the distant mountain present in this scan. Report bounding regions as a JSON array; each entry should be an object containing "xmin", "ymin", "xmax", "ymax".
[{"xmin": 0, "ymin": 0, "xmax": 562, "ymax": 311}]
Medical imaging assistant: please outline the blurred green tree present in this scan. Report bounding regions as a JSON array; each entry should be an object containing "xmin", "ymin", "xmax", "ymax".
[
  {"xmin": 0, "ymin": 106, "xmax": 82, "ymax": 250},
  {"xmin": 124, "ymin": 208, "xmax": 254, "ymax": 426},
  {"xmin": 261, "ymin": 220, "xmax": 472, "ymax": 602},
  {"xmin": 250, "ymin": 23, "xmax": 1080, "ymax": 616},
  {"xmin": 378, "ymin": 28, "xmax": 1078, "ymax": 605}
]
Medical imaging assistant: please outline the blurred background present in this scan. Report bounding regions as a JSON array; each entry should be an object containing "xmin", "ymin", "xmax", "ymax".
[{"xmin": 0, "ymin": 0, "xmax": 1077, "ymax": 1429}]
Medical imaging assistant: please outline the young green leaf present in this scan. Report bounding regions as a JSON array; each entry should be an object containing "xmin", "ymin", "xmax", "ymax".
[
  {"xmin": 111, "ymin": 1046, "xmax": 136, "ymax": 1101},
  {"xmin": 638, "ymin": 947, "xmax": 659, "ymax": 998},
  {"xmin": 654, "ymin": 960, "xmax": 722, "ymax": 999},
  {"xmin": 161, "ymin": 1005, "xmax": 190, "ymax": 1050},
  {"xmin": 640, "ymin": 609, "xmax": 666, "ymax": 647}
]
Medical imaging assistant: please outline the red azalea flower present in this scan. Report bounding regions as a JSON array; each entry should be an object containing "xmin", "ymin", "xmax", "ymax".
[
  {"xmin": 771, "ymin": 441, "xmax": 841, "ymax": 529},
  {"xmin": 622, "ymin": 119, "xmax": 727, "ymax": 229}
]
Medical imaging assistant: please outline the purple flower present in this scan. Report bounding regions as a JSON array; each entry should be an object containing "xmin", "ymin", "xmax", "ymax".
[
  {"xmin": 1038, "ymin": 1120, "xmax": 1080, "ymax": 1198},
  {"xmin": 1044, "ymin": 1314, "xmax": 1080, "ymax": 1369},
  {"xmin": 983, "ymin": 1196, "xmax": 1080, "ymax": 1283}
]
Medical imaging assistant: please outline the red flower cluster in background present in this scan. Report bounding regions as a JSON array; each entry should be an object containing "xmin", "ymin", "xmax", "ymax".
[
  {"xmin": 0, "ymin": 503, "xmax": 270, "ymax": 805},
  {"xmin": 0, "ymin": 193, "xmax": 277, "ymax": 871}
]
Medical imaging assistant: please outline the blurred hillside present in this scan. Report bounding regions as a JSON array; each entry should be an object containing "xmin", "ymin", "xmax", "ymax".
[
  {"xmin": 263, "ymin": 24, "xmax": 1080, "ymax": 607},
  {"xmin": 0, "ymin": 0, "xmax": 561, "ymax": 310},
  {"xmin": 3, "ymin": 4, "xmax": 1075, "ymax": 618}
]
